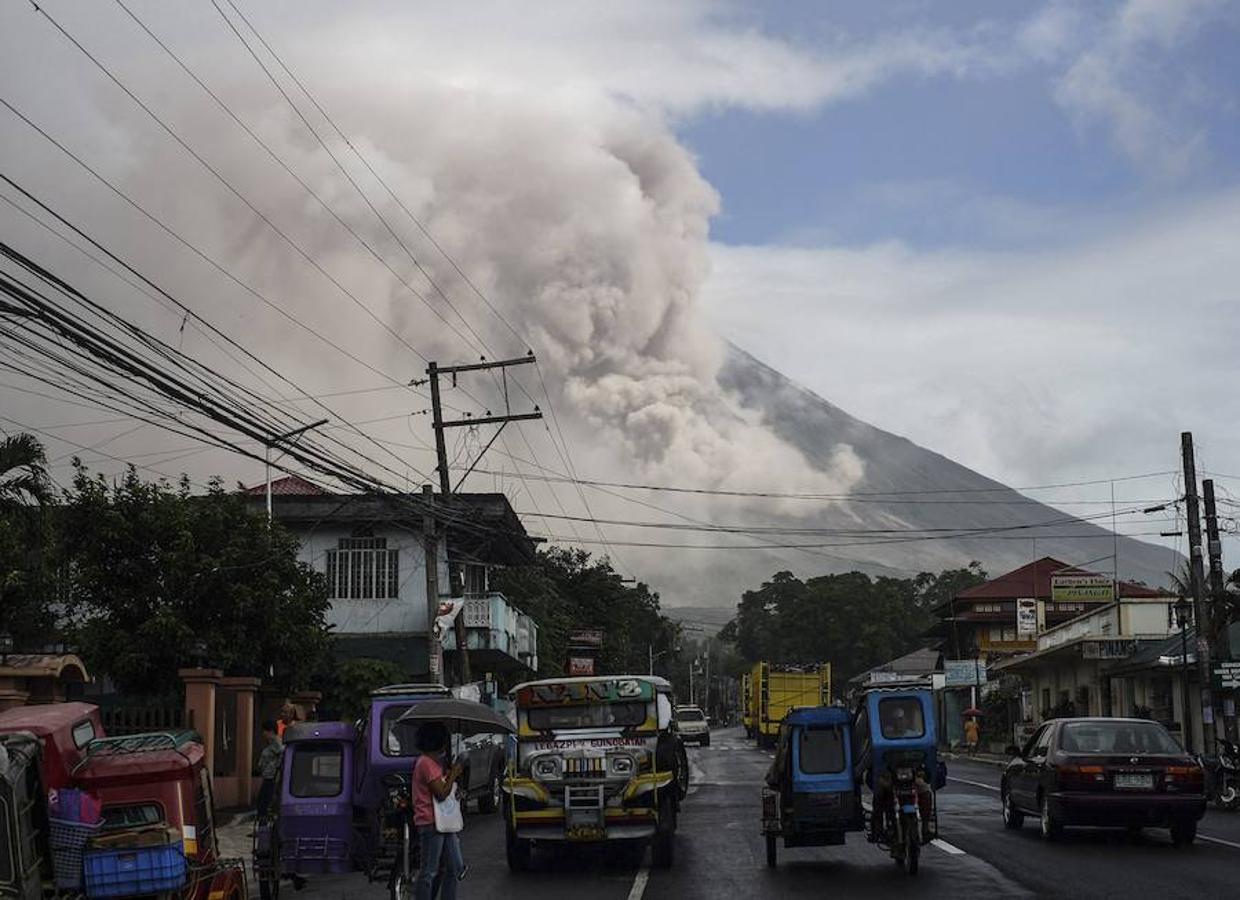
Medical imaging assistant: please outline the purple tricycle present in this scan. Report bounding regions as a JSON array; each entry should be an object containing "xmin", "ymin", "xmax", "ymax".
[{"xmin": 253, "ymin": 684, "xmax": 504, "ymax": 900}]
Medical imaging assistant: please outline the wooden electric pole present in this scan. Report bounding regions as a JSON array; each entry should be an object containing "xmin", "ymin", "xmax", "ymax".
[
  {"xmin": 422, "ymin": 483, "xmax": 443, "ymax": 685},
  {"xmin": 1181, "ymin": 432, "xmax": 1215, "ymax": 751},
  {"xmin": 1204, "ymin": 478, "xmax": 1231, "ymax": 740},
  {"xmin": 427, "ymin": 353, "xmax": 542, "ymax": 686}
]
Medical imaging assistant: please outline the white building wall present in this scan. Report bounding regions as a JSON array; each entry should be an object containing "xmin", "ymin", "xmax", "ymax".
[{"xmin": 290, "ymin": 523, "xmax": 448, "ymax": 636}]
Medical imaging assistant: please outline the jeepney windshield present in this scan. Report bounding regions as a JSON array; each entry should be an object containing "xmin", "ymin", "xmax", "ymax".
[{"xmin": 527, "ymin": 702, "xmax": 647, "ymax": 731}]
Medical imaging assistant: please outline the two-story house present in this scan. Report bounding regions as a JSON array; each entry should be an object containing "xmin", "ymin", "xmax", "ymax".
[
  {"xmin": 928, "ymin": 557, "xmax": 1171, "ymax": 664},
  {"xmin": 245, "ymin": 476, "xmax": 539, "ymax": 680}
]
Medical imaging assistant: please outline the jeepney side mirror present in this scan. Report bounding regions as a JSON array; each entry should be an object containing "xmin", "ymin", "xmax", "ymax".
[{"xmin": 1004, "ymin": 744, "xmax": 1021, "ymax": 758}]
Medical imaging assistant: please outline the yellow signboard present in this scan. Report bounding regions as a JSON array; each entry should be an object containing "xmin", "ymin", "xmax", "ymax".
[{"xmin": 1050, "ymin": 575, "xmax": 1114, "ymax": 603}]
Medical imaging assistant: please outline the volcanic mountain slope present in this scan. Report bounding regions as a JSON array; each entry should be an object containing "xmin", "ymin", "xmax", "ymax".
[{"xmin": 658, "ymin": 345, "xmax": 1178, "ymax": 609}]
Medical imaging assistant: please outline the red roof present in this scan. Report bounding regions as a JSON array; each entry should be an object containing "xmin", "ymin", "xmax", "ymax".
[
  {"xmin": 954, "ymin": 557, "xmax": 1166, "ymax": 602},
  {"xmin": 242, "ymin": 475, "xmax": 326, "ymax": 496}
]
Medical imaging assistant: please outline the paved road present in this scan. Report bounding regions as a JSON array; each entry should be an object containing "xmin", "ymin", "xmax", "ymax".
[{"xmin": 231, "ymin": 727, "xmax": 1240, "ymax": 899}]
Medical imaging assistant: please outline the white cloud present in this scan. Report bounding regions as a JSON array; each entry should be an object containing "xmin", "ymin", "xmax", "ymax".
[
  {"xmin": 703, "ymin": 186, "xmax": 1240, "ymax": 489},
  {"xmin": 1048, "ymin": 0, "xmax": 1225, "ymax": 181}
]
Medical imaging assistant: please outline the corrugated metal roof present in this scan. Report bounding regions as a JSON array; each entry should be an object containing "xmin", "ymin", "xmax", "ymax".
[
  {"xmin": 952, "ymin": 557, "xmax": 1165, "ymax": 602},
  {"xmin": 242, "ymin": 475, "xmax": 327, "ymax": 496}
]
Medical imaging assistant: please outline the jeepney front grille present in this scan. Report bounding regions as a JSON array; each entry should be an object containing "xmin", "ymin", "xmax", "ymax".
[{"xmin": 564, "ymin": 757, "xmax": 605, "ymax": 779}]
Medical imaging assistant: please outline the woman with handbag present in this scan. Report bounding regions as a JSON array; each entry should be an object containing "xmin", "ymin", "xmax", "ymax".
[{"xmin": 412, "ymin": 723, "xmax": 465, "ymax": 900}]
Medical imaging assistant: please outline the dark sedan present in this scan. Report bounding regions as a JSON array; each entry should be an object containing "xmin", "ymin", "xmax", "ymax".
[{"xmin": 999, "ymin": 717, "xmax": 1205, "ymax": 845}]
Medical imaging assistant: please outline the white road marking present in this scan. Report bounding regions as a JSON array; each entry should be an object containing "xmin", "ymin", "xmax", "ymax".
[
  {"xmin": 627, "ymin": 865, "xmax": 650, "ymax": 900},
  {"xmin": 948, "ymin": 775, "xmax": 1000, "ymax": 793},
  {"xmin": 1199, "ymin": 833, "xmax": 1240, "ymax": 850},
  {"xmin": 931, "ymin": 838, "xmax": 967, "ymax": 855}
]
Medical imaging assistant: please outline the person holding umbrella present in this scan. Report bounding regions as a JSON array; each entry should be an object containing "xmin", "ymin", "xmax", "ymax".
[
  {"xmin": 412, "ymin": 722, "xmax": 465, "ymax": 900},
  {"xmin": 397, "ymin": 695, "xmax": 516, "ymax": 899}
]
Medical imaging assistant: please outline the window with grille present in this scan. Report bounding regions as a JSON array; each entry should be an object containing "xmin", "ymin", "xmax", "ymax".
[{"xmin": 325, "ymin": 537, "xmax": 399, "ymax": 599}]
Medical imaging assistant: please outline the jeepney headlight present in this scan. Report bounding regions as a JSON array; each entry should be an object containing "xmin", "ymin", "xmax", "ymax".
[
  {"xmin": 533, "ymin": 757, "xmax": 561, "ymax": 779},
  {"xmin": 610, "ymin": 755, "xmax": 634, "ymax": 775}
]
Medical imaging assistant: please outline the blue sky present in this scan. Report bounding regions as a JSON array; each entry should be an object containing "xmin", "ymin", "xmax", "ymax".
[
  {"xmin": 679, "ymin": 1, "xmax": 1240, "ymax": 249},
  {"xmin": 3, "ymin": 0, "xmax": 1240, "ymax": 573}
]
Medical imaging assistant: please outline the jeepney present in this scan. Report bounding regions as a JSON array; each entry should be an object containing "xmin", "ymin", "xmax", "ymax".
[{"xmin": 503, "ymin": 676, "xmax": 685, "ymax": 871}]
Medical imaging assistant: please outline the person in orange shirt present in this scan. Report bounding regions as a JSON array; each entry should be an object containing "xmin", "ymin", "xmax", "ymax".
[
  {"xmin": 276, "ymin": 699, "xmax": 300, "ymax": 738},
  {"xmin": 964, "ymin": 716, "xmax": 980, "ymax": 755}
]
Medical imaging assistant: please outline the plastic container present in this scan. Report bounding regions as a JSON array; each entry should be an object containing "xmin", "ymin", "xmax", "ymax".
[
  {"xmin": 82, "ymin": 842, "xmax": 187, "ymax": 898},
  {"xmin": 48, "ymin": 818, "xmax": 102, "ymax": 890}
]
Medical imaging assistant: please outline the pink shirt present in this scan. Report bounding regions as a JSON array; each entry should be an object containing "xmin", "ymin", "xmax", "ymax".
[{"xmin": 412, "ymin": 754, "xmax": 444, "ymax": 827}]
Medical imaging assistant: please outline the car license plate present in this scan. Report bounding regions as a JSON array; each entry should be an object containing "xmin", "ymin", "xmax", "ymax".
[{"xmin": 1114, "ymin": 773, "xmax": 1154, "ymax": 790}]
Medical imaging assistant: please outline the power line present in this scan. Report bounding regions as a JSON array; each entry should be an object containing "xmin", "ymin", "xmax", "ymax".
[{"xmin": 207, "ymin": 0, "xmax": 619, "ymax": 565}]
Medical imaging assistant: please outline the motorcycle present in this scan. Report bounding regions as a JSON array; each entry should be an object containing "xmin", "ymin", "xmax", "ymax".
[{"xmin": 1201, "ymin": 738, "xmax": 1240, "ymax": 811}]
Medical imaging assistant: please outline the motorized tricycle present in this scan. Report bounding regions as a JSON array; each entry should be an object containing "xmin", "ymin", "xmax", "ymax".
[
  {"xmin": 503, "ymin": 675, "xmax": 687, "ymax": 871},
  {"xmin": 0, "ymin": 703, "xmax": 246, "ymax": 900},
  {"xmin": 761, "ymin": 705, "xmax": 863, "ymax": 867},
  {"xmin": 853, "ymin": 685, "xmax": 944, "ymax": 875},
  {"xmin": 253, "ymin": 683, "xmax": 508, "ymax": 900}
]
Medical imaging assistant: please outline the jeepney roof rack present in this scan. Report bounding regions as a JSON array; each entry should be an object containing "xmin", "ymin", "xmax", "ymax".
[
  {"xmin": 370, "ymin": 683, "xmax": 453, "ymax": 697},
  {"xmin": 72, "ymin": 730, "xmax": 200, "ymax": 773}
]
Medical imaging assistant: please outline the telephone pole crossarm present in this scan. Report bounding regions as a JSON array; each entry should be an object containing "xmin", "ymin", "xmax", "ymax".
[
  {"xmin": 436, "ymin": 354, "xmax": 536, "ymax": 375},
  {"xmin": 439, "ymin": 411, "xmax": 543, "ymax": 430}
]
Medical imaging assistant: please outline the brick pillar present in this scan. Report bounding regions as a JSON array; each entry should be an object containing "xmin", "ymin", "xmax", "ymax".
[
  {"xmin": 220, "ymin": 676, "xmax": 261, "ymax": 809},
  {"xmin": 179, "ymin": 668, "xmax": 222, "ymax": 772}
]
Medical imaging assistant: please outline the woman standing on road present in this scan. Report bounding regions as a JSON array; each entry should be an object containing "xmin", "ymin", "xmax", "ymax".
[{"xmin": 413, "ymin": 723, "xmax": 465, "ymax": 900}]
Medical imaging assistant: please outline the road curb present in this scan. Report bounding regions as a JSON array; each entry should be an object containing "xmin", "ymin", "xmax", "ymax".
[{"xmin": 942, "ymin": 751, "xmax": 1007, "ymax": 769}]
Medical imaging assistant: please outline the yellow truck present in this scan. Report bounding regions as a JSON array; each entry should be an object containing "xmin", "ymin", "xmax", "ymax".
[
  {"xmin": 748, "ymin": 662, "xmax": 832, "ymax": 747},
  {"xmin": 741, "ymin": 671, "xmax": 754, "ymax": 737}
]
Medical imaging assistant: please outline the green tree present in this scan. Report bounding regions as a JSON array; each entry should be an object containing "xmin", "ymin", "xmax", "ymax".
[
  {"xmin": 723, "ymin": 564, "xmax": 986, "ymax": 685},
  {"xmin": 62, "ymin": 464, "xmax": 330, "ymax": 696},
  {"xmin": 0, "ymin": 433, "xmax": 56, "ymax": 645},
  {"xmin": 0, "ymin": 433, "xmax": 51, "ymax": 506},
  {"xmin": 492, "ymin": 547, "xmax": 679, "ymax": 678},
  {"xmin": 326, "ymin": 657, "xmax": 408, "ymax": 723}
]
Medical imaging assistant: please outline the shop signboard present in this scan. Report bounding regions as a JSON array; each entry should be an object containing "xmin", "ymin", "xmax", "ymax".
[
  {"xmin": 1050, "ymin": 574, "xmax": 1114, "ymax": 603},
  {"xmin": 1016, "ymin": 598, "xmax": 1038, "ymax": 638},
  {"xmin": 1081, "ymin": 639, "xmax": 1137, "ymax": 660},
  {"xmin": 944, "ymin": 659, "xmax": 987, "ymax": 687}
]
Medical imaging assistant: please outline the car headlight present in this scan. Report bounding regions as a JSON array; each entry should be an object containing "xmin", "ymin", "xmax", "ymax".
[
  {"xmin": 610, "ymin": 755, "xmax": 634, "ymax": 775},
  {"xmin": 533, "ymin": 757, "xmax": 561, "ymax": 779}
]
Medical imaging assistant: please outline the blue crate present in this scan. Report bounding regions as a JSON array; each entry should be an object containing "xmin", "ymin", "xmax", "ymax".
[{"xmin": 82, "ymin": 841, "xmax": 187, "ymax": 898}]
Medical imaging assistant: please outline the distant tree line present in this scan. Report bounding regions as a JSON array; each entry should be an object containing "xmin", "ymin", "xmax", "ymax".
[
  {"xmin": 720, "ymin": 564, "xmax": 988, "ymax": 685},
  {"xmin": 493, "ymin": 546, "xmax": 680, "ymax": 678}
]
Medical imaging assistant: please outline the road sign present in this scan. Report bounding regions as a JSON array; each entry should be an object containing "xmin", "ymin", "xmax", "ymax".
[
  {"xmin": 1213, "ymin": 662, "xmax": 1240, "ymax": 690},
  {"xmin": 1050, "ymin": 574, "xmax": 1115, "ymax": 603}
]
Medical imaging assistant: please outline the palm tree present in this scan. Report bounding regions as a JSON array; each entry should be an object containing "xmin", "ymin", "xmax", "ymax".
[{"xmin": 0, "ymin": 432, "xmax": 51, "ymax": 506}]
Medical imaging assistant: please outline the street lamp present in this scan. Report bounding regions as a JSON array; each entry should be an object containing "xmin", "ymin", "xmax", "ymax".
[
  {"xmin": 264, "ymin": 420, "xmax": 329, "ymax": 523},
  {"xmin": 648, "ymin": 642, "xmax": 680, "ymax": 675},
  {"xmin": 0, "ymin": 632, "xmax": 13, "ymax": 666},
  {"xmin": 191, "ymin": 638, "xmax": 209, "ymax": 669}
]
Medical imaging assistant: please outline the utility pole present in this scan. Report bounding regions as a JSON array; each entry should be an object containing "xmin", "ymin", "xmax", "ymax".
[
  {"xmin": 422, "ymin": 484, "xmax": 444, "ymax": 685},
  {"xmin": 1182, "ymin": 432, "xmax": 1215, "ymax": 750},
  {"xmin": 1204, "ymin": 479, "xmax": 1232, "ymax": 741},
  {"xmin": 426, "ymin": 354, "xmax": 542, "ymax": 687}
]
